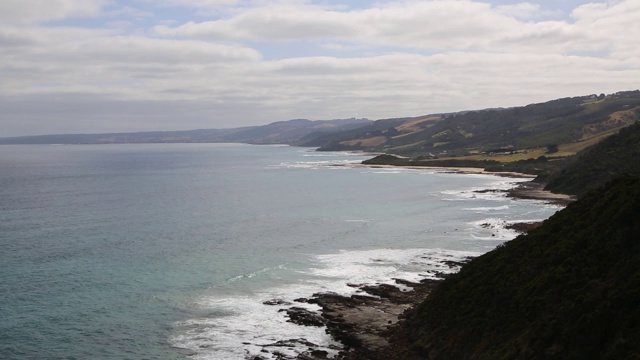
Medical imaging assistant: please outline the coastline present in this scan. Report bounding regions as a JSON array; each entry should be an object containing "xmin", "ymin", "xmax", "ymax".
[
  {"xmin": 505, "ymin": 180, "xmax": 575, "ymax": 205},
  {"xmin": 248, "ymin": 162, "xmax": 569, "ymax": 360},
  {"xmin": 353, "ymin": 162, "xmax": 576, "ymax": 205},
  {"xmin": 266, "ymin": 162, "xmax": 573, "ymax": 359},
  {"xmin": 258, "ymin": 262, "xmax": 470, "ymax": 360}
]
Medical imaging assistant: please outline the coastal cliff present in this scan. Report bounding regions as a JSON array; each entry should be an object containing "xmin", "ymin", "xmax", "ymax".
[
  {"xmin": 278, "ymin": 176, "xmax": 640, "ymax": 359},
  {"xmin": 276, "ymin": 122, "xmax": 640, "ymax": 359},
  {"xmin": 402, "ymin": 176, "xmax": 640, "ymax": 359}
]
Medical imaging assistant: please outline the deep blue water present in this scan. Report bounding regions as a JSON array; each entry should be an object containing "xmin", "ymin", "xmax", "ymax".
[{"xmin": 0, "ymin": 144, "xmax": 560, "ymax": 359}]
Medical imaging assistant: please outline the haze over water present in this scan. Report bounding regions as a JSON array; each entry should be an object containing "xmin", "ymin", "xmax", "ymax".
[{"xmin": 0, "ymin": 144, "xmax": 560, "ymax": 359}]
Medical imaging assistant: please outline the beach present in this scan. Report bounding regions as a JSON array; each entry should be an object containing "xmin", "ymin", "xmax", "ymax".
[
  {"xmin": 355, "ymin": 162, "xmax": 576, "ymax": 205},
  {"xmin": 0, "ymin": 145, "xmax": 562, "ymax": 360},
  {"xmin": 246, "ymin": 163, "xmax": 573, "ymax": 360}
]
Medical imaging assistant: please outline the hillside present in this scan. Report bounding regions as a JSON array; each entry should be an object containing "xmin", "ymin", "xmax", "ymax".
[
  {"xmin": 403, "ymin": 176, "xmax": 640, "ymax": 360},
  {"xmin": 0, "ymin": 118, "xmax": 371, "ymax": 145},
  {"xmin": 3, "ymin": 91, "xmax": 638, "ymax": 154},
  {"xmin": 543, "ymin": 122, "xmax": 640, "ymax": 196},
  {"xmin": 366, "ymin": 122, "xmax": 640, "ymax": 196},
  {"xmin": 300, "ymin": 114, "xmax": 442, "ymax": 148},
  {"xmin": 320, "ymin": 91, "xmax": 640, "ymax": 157}
]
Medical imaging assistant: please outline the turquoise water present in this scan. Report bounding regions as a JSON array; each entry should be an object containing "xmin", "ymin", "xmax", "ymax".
[{"xmin": 0, "ymin": 144, "xmax": 560, "ymax": 359}]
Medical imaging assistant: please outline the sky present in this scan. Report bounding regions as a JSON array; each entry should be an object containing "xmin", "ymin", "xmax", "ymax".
[{"xmin": 0, "ymin": 0, "xmax": 638, "ymax": 137}]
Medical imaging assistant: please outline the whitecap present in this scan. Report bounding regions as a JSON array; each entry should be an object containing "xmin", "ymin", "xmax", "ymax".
[
  {"xmin": 268, "ymin": 159, "xmax": 361, "ymax": 170},
  {"xmin": 463, "ymin": 205, "xmax": 511, "ymax": 212},
  {"xmin": 171, "ymin": 248, "xmax": 481, "ymax": 359},
  {"xmin": 469, "ymin": 218, "xmax": 519, "ymax": 240}
]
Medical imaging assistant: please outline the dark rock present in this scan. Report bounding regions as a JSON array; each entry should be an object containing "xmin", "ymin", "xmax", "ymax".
[
  {"xmin": 263, "ymin": 298, "xmax": 292, "ymax": 306},
  {"xmin": 361, "ymin": 284, "xmax": 410, "ymax": 304},
  {"xmin": 280, "ymin": 307, "xmax": 326, "ymax": 327},
  {"xmin": 474, "ymin": 188, "xmax": 504, "ymax": 194},
  {"xmin": 260, "ymin": 338, "xmax": 318, "ymax": 348},
  {"xmin": 308, "ymin": 349, "xmax": 329, "ymax": 358},
  {"xmin": 393, "ymin": 278, "xmax": 419, "ymax": 287},
  {"xmin": 505, "ymin": 221, "xmax": 543, "ymax": 234}
]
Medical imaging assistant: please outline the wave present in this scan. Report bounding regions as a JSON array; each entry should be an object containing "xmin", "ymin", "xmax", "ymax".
[
  {"xmin": 463, "ymin": 205, "xmax": 511, "ymax": 212},
  {"xmin": 441, "ymin": 176, "xmax": 530, "ymax": 202},
  {"xmin": 225, "ymin": 265, "xmax": 286, "ymax": 283},
  {"xmin": 268, "ymin": 159, "xmax": 361, "ymax": 170},
  {"xmin": 170, "ymin": 248, "xmax": 479, "ymax": 359},
  {"xmin": 469, "ymin": 217, "xmax": 519, "ymax": 240}
]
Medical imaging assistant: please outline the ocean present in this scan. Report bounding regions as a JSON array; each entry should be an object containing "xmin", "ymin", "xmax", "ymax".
[{"xmin": 0, "ymin": 143, "xmax": 560, "ymax": 359}]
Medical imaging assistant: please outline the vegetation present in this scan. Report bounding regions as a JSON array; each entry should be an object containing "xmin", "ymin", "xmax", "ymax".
[
  {"xmin": 362, "ymin": 154, "xmax": 501, "ymax": 169},
  {"xmin": 363, "ymin": 151, "xmax": 568, "ymax": 177},
  {"xmin": 543, "ymin": 122, "xmax": 640, "ymax": 196},
  {"xmin": 321, "ymin": 91, "xmax": 640, "ymax": 157},
  {"xmin": 360, "ymin": 92, "xmax": 640, "ymax": 197},
  {"xmin": 359, "ymin": 91, "xmax": 640, "ymax": 360},
  {"xmin": 405, "ymin": 176, "xmax": 640, "ymax": 360}
]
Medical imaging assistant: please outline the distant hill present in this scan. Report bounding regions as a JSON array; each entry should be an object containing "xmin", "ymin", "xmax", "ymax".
[
  {"xmin": 543, "ymin": 122, "xmax": 640, "ymax": 196},
  {"xmin": 299, "ymin": 114, "xmax": 442, "ymax": 148},
  {"xmin": 4, "ymin": 91, "xmax": 639, "ymax": 156},
  {"xmin": 0, "ymin": 118, "xmax": 371, "ymax": 145},
  {"xmin": 404, "ymin": 176, "xmax": 640, "ymax": 360},
  {"xmin": 318, "ymin": 91, "xmax": 640, "ymax": 157}
]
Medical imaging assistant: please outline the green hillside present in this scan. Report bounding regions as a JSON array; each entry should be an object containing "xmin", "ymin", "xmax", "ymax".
[
  {"xmin": 320, "ymin": 91, "xmax": 640, "ymax": 157},
  {"xmin": 404, "ymin": 176, "xmax": 640, "ymax": 360},
  {"xmin": 543, "ymin": 122, "xmax": 640, "ymax": 196}
]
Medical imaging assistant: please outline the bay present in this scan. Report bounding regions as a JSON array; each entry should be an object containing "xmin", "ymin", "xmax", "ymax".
[{"xmin": 0, "ymin": 144, "xmax": 560, "ymax": 359}]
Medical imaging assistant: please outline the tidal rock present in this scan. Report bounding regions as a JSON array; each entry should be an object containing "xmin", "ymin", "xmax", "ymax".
[
  {"xmin": 281, "ymin": 307, "xmax": 327, "ymax": 327},
  {"xmin": 263, "ymin": 298, "xmax": 292, "ymax": 306}
]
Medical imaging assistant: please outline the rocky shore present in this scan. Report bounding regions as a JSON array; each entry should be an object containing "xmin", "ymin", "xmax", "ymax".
[
  {"xmin": 248, "ymin": 167, "xmax": 570, "ymax": 360},
  {"xmin": 253, "ymin": 259, "xmax": 472, "ymax": 360},
  {"xmin": 505, "ymin": 180, "xmax": 575, "ymax": 205}
]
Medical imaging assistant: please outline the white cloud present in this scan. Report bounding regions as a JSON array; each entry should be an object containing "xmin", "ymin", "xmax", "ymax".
[
  {"xmin": 0, "ymin": 0, "xmax": 639, "ymax": 136},
  {"xmin": 144, "ymin": 0, "xmax": 239, "ymax": 7},
  {"xmin": 570, "ymin": 0, "xmax": 640, "ymax": 59},
  {"xmin": 494, "ymin": 2, "xmax": 565, "ymax": 19},
  {"xmin": 154, "ymin": 3, "xmax": 358, "ymax": 40},
  {"xmin": 495, "ymin": 2, "xmax": 542, "ymax": 19},
  {"xmin": 0, "ymin": 27, "xmax": 261, "ymax": 100},
  {"xmin": 153, "ymin": 0, "xmax": 598, "ymax": 53},
  {"xmin": 0, "ymin": 0, "xmax": 108, "ymax": 24}
]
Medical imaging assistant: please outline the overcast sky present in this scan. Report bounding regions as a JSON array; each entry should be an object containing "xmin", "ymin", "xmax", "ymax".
[{"xmin": 1, "ymin": 0, "xmax": 638, "ymax": 136}]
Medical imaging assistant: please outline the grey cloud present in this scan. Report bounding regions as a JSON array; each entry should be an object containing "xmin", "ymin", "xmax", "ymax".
[
  {"xmin": 0, "ymin": 28, "xmax": 40, "ymax": 47},
  {"xmin": 1, "ymin": 1, "xmax": 639, "ymax": 137},
  {"xmin": 0, "ymin": 93, "xmax": 274, "ymax": 137},
  {"xmin": 153, "ymin": 0, "xmax": 633, "ymax": 54},
  {"xmin": 0, "ymin": 0, "xmax": 107, "ymax": 24}
]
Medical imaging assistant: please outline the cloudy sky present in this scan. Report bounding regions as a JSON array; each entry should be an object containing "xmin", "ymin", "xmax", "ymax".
[{"xmin": 1, "ymin": 0, "xmax": 638, "ymax": 136}]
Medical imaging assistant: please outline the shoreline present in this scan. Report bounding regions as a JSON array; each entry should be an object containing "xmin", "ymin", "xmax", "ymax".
[
  {"xmin": 257, "ymin": 262, "xmax": 470, "ymax": 360},
  {"xmin": 505, "ymin": 180, "xmax": 575, "ymax": 206},
  {"xmin": 254, "ymin": 162, "xmax": 572, "ymax": 359},
  {"xmin": 352, "ymin": 162, "xmax": 576, "ymax": 205},
  {"xmin": 248, "ymin": 159, "xmax": 571, "ymax": 360}
]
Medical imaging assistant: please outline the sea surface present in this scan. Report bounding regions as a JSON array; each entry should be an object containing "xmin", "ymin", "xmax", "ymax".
[{"xmin": 0, "ymin": 143, "xmax": 561, "ymax": 359}]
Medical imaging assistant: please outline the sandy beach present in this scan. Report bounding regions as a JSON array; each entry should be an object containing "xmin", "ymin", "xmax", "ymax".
[
  {"xmin": 353, "ymin": 163, "xmax": 576, "ymax": 205},
  {"xmin": 247, "ymin": 161, "xmax": 574, "ymax": 360}
]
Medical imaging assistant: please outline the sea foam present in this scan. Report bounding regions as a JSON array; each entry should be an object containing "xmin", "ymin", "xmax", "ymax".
[{"xmin": 171, "ymin": 248, "xmax": 480, "ymax": 359}]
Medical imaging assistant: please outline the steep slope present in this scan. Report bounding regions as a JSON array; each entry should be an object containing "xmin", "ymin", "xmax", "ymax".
[
  {"xmin": 405, "ymin": 176, "xmax": 640, "ymax": 360},
  {"xmin": 543, "ymin": 122, "xmax": 640, "ymax": 196}
]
